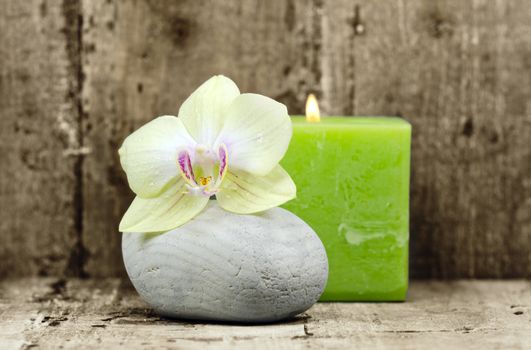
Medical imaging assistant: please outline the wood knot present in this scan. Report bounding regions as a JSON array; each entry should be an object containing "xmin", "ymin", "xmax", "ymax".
[
  {"xmin": 461, "ymin": 118, "xmax": 474, "ymax": 137},
  {"xmin": 167, "ymin": 17, "xmax": 194, "ymax": 47},
  {"xmin": 351, "ymin": 5, "xmax": 365, "ymax": 36},
  {"xmin": 425, "ymin": 9, "xmax": 454, "ymax": 39}
]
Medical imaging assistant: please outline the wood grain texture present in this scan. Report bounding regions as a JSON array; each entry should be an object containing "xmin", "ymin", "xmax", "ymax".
[
  {"xmin": 80, "ymin": 0, "xmax": 320, "ymax": 276},
  {"xmin": 321, "ymin": 0, "xmax": 531, "ymax": 278},
  {"xmin": 1, "ymin": 278, "xmax": 530, "ymax": 349},
  {"xmin": 0, "ymin": 0, "xmax": 81, "ymax": 277},
  {"xmin": 0, "ymin": 0, "xmax": 530, "ymax": 278}
]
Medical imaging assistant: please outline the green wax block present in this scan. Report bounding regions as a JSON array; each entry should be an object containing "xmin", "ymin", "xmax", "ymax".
[{"xmin": 281, "ymin": 117, "xmax": 411, "ymax": 301}]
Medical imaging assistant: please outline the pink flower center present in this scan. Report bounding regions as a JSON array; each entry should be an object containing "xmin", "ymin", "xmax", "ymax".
[{"xmin": 177, "ymin": 143, "xmax": 228, "ymax": 197}]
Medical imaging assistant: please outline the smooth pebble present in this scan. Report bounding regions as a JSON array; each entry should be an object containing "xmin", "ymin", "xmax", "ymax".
[{"xmin": 122, "ymin": 202, "xmax": 328, "ymax": 323}]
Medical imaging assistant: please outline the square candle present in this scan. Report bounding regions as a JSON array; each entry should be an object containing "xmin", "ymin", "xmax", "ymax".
[{"xmin": 281, "ymin": 116, "xmax": 411, "ymax": 301}]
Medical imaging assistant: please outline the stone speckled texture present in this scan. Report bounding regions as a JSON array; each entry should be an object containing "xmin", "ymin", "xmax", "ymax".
[{"xmin": 122, "ymin": 202, "xmax": 328, "ymax": 323}]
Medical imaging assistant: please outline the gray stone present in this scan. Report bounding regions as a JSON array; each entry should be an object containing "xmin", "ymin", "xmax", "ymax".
[{"xmin": 122, "ymin": 202, "xmax": 329, "ymax": 323}]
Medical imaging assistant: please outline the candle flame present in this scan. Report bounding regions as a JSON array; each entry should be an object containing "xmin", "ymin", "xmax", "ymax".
[{"xmin": 305, "ymin": 94, "xmax": 320, "ymax": 122}]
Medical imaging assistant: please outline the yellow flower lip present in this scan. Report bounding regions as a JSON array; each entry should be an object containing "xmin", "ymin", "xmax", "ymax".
[{"xmin": 198, "ymin": 176, "xmax": 212, "ymax": 186}]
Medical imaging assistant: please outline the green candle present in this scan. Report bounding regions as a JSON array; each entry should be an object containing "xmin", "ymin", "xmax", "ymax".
[{"xmin": 281, "ymin": 114, "xmax": 411, "ymax": 301}]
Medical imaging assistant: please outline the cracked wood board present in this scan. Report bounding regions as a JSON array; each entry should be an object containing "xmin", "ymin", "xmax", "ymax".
[
  {"xmin": 0, "ymin": 279, "xmax": 530, "ymax": 349},
  {"xmin": 320, "ymin": 0, "xmax": 531, "ymax": 278},
  {"xmin": 80, "ymin": 0, "xmax": 320, "ymax": 277},
  {"xmin": 0, "ymin": 0, "xmax": 80, "ymax": 277},
  {"xmin": 1, "ymin": 0, "xmax": 531, "ymax": 280},
  {"xmin": 81, "ymin": 0, "xmax": 531, "ymax": 278}
]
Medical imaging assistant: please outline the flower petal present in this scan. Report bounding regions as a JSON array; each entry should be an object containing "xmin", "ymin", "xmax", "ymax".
[
  {"xmin": 216, "ymin": 165, "xmax": 296, "ymax": 214},
  {"xmin": 216, "ymin": 143, "xmax": 228, "ymax": 186},
  {"xmin": 215, "ymin": 93, "xmax": 291, "ymax": 176},
  {"xmin": 119, "ymin": 178, "xmax": 209, "ymax": 233},
  {"xmin": 177, "ymin": 149, "xmax": 197, "ymax": 186},
  {"xmin": 178, "ymin": 75, "xmax": 240, "ymax": 146},
  {"xmin": 119, "ymin": 116, "xmax": 195, "ymax": 198}
]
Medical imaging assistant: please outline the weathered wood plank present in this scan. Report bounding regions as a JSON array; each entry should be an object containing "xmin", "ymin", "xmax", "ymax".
[
  {"xmin": 0, "ymin": 279, "xmax": 530, "ymax": 349},
  {"xmin": 1, "ymin": 0, "xmax": 530, "ymax": 279},
  {"xmin": 321, "ymin": 0, "xmax": 531, "ymax": 278},
  {"xmin": 80, "ymin": 0, "xmax": 531, "ymax": 278},
  {"xmin": 80, "ymin": 0, "xmax": 321, "ymax": 276},
  {"xmin": 0, "ymin": 0, "xmax": 81, "ymax": 277}
]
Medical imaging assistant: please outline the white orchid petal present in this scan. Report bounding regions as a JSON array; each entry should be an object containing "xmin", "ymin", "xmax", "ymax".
[
  {"xmin": 217, "ymin": 165, "xmax": 296, "ymax": 214},
  {"xmin": 119, "ymin": 178, "xmax": 209, "ymax": 233},
  {"xmin": 179, "ymin": 75, "xmax": 240, "ymax": 146},
  {"xmin": 216, "ymin": 93, "xmax": 291, "ymax": 176},
  {"xmin": 119, "ymin": 116, "xmax": 195, "ymax": 198}
]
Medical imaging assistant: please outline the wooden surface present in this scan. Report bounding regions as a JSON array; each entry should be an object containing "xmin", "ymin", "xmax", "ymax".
[
  {"xmin": 0, "ymin": 0, "xmax": 80, "ymax": 276},
  {"xmin": 322, "ymin": 0, "xmax": 531, "ymax": 279},
  {"xmin": 79, "ymin": 0, "xmax": 318, "ymax": 277},
  {"xmin": 1, "ymin": 279, "xmax": 530, "ymax": 349},
  {"xmin": 0, "ymin": 0, "xmax": 530, "ymax": 278}
]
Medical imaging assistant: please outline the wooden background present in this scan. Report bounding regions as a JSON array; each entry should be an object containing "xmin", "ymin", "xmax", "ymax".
[{"xmin": 0, "ymin": 0, "xmax": 530, "ymax": 279}]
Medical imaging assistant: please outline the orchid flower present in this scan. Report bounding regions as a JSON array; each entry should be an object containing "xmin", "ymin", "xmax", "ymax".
[{"xmin": 118, "ymin": 75, "xmax": 296, "ymax": 233}]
